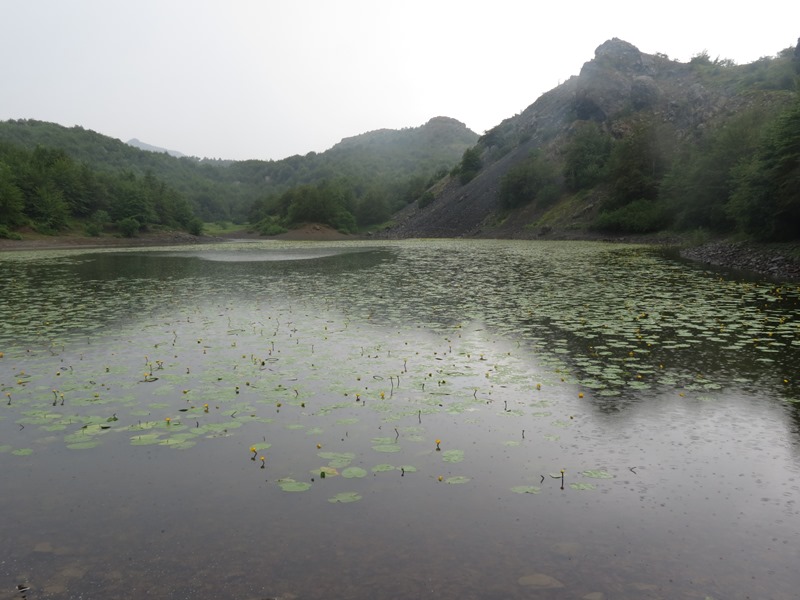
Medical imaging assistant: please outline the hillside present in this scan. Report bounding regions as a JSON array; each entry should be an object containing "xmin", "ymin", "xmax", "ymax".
[
  {"xmin": 382, "ymin": 38, "xmax": 800, "ymax": 241},
  {"xmin": 0, "ymin": 116, "xmax": 477, "ymax": 233}
]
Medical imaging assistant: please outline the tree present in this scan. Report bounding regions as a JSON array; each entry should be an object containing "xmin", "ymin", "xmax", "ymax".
[
  {"xmin": 458, "ymin": 147, "xmax": 483, "ymax": 184},
  {"xmin": 660, "ymin": 109, "xmax": 767, "ymax": 232},
  {"xmin": 29, "ymin": 183, "xmax": 69, "ymax": 231},
  {"xmin": 728, "ymin": 97, "xmax": 800, "ymax": 239},
  {"xmin": 605, "ymin": 121, "xmax": 674, "ymax": 210},
  {"xmin": 563, "ymin": 122, "xmax": 612, "ymax": 191},
  {"xmin": 499, "ymin": 150, "xmax": 561, "ymax": 210},
  {"xmin": 0, "ymin": 163, "xmax": 26, "ymax": 227}
]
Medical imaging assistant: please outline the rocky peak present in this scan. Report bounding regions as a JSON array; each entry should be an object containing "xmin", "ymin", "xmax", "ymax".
[{"xmin": 587, "ymin": 38, "xmax": 645, "ymax": 73}]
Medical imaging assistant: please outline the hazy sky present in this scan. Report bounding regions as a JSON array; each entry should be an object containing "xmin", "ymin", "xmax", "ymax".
[{"xmin": 1, "ymin": 1, "xmax": 797, "ymax": 161}]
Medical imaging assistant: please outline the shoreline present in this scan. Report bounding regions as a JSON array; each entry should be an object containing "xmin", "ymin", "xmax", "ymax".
[
  {"xmin": 2, "ymin": 228, "xmax": 799, "ymax": 282},
  {"xmin": 0, "ymin": 223, "xmax": 357, "ymax": 252}
]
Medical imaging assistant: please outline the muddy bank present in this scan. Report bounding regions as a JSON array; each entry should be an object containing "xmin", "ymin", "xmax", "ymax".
[
  {"xmin": 0, "ymin": 230, "xmax": 216, "ymax": 252},
  {"xmin": 0, "ymin": 224, "xmax": 356, "ymax": 252}
]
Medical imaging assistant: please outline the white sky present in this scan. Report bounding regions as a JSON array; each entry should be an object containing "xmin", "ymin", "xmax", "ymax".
[{"xmin": 1, "ymin": 1, "xmax": 797, "ymax": 161}]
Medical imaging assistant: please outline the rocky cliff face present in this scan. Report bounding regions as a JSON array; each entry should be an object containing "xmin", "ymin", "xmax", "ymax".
[{"xmin": 380, "ymin": 38, "xmax": 793, "ymax": 240}]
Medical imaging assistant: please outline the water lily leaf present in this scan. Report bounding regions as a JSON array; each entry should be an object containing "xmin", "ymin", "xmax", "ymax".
[
  {"xmin": 582, "ymin": 470, "xmax": 613, "ymax": 479},
  {"xmin": 130, "ymin": 433, "xmax": 162, "ymax": 446},
  {"xmin": 446, "ymin": 476, "xmax": 470, "ymax": 484},
  {"xmin": 341, "ymin": 467, "xmax": 367, "ymax": 478},
  {"xmin": 67, "ymin": 441, "xmax": 100, "ymax": 450},
  {"xmin": 371, "ymin": 463, "xmax": 395, "ymax": 472},
  {"xmin": 277, "ymin": 478, "xmax": 312, "ymax": 492},
  {"xmin": 12, "ymin": 448, "xmax": 33, "ymax": 456},
  {"xmin": 372, "ymin": 444, "xmax": 401, "ymax": 453},
  {"xmin": 328, "ymin": 492, "xmax": 362, "ymax": 503},
  {"xmin": 569, "ymin": 482, "xmax": 596, "ymax": 491},
  {"xmin": 318, "ymin": 451, "xmax": 355, "ymax": 468},
  {"xmin": 313, "ymin": 466, "xmax": 339, "ymax": 477},
  {"xmin": 250, "ymin": 442, "xmax": 272, "ymax": 451},
  {"xmin": 441, "ymin": 449, "xmax": 464, "ymax": 463},
  {"xmin": 510, "ymin": 485, "xmax": 541, "ymax": 494}
]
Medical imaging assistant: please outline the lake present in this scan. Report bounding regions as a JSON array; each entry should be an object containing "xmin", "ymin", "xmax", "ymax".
[{"xmin": 1, "ymin": 239, "xmax": 798, "ymax": 599}]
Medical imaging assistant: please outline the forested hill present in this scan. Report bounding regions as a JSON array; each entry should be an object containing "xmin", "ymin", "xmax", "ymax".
[
  {"xmin": 384, "ymin": 38, "xmax": 800, "ymax": 241},
  {"xmin": 0, "ymin": 116, "xmax": 476, "ymax": 236}
]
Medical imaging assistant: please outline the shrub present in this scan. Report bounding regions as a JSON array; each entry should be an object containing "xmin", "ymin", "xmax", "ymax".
[
  {"xmin": 256, "ymin": 216, "xmax": 288, "ymax": 236},
  {"xmin": 187, "ymin": 218, "xmax": 203, "ymax": 236},
  {"xmin": 0, "ymin": 225, "xmax": 23, "ymax": 240},
  {"xmin": 84, "ymin": 221, "xmax": 102, "ymax": 237},
  {"xmin": 592, "ymin": 199, "xmax": 671, "ymax": 234},
  {"xmin": 117, "ymin": 217, "xmax": 140, "ymax": 237}
]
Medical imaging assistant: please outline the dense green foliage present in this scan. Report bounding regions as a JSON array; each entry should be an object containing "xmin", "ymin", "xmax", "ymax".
[
  {"xmin": 456, "ymin": 147, "xmax": 483, "ymax": 184},
  {"xmin": 728, "ymin": 95, "xmax": 800, "ymax": 239},
  {"xmin": 563, "ymin": 122, "xmax": 612, "ymax": 191},
  {"xmin": 0, "ymin": 142, "xmax": 196, "ymax": 234},
  {"xmin": 498, "ymin": 150, "xmax": 561, "ymax": 210},
  {"xmin": 0, "ymin": 117, "xmax": 475, "ymax": 234}
]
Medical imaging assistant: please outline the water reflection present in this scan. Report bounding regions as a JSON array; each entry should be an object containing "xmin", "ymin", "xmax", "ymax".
[{"xmin": 1, "ymin": 240, "xmax": 798, "ymax": 599}]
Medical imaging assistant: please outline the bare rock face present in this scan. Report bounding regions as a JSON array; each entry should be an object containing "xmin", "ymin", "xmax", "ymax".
[
  {"xmin": 573, "ymin": 38, "xmax": 661, "ymax": 121},
  {"xmin": 631, "ymin": 75, "xmax": 661, "ymax": 109},
  {"xmin": 589, "ymin": 38, "xmax": 650, "ymax": 74}
]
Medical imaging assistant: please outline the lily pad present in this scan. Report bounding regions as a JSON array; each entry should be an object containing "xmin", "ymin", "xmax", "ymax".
[
  {"xmin": 277, "ymin": 478, "xmax": 312, "ymax": 492},
  {"xmin": 441, "ymin": 449, "xmax": 464, "ymax": 463},
  {"xmin": 446, "ymin": 475, "xmax": 471, "ymax": 484},
  {"xmin": 342, "ymin": 467, "xmax": 367, "ymax": 478},
  {"xmin": 570, "ymin": 482, "xmax": 596, "ymax": 491},
  {"xmin": 67, "ymin": 441, "xmax": 100, "ymax": 450},
  {"xmin": 318, "ymin": 451, "xmax": 355, "ymax": 468},
  {"xmin": 582, "ymin": 470, "xmax": 613, "ymax": 479},
  {"xmin": 372, "ymin": 444, "xmax": 401, "ymax": 453},
  {"xmin": 510, "ymin": 485, "xmax": 541, "ymax": 494},
  {"xmin": 313, "ymin": 466, "xmax": 339, "ymax": 477},
  {"xmin": 11, "ymin": 448, "xmax": 33, "ymax": 456},
  {"xmin": 371, "ymin": 463, "xmax": 396, "ymax": 472},
  {"xmin": 130, "ymin": 433, "xmax": 162, "ymax": 446},
  {"xmin": 328, "ymin": 492, "xmax": 362, "ymax": 503}
]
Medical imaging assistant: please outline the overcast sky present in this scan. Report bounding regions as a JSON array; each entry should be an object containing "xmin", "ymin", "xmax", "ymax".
[{"xmin": 1, "ymin": 1, "xmax": 797, "ymax": 161}]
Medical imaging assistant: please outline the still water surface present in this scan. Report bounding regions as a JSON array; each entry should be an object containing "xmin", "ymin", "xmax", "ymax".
[{"xmin": 1, "ymin": 240, "xmax": 798, "ymax": 599}]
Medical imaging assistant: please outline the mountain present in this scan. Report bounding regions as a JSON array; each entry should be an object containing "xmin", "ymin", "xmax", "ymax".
[
  {"xmin": 0, "ymin": 115, "xmax": 477, "ymax": 231},
  {"xmin": 383, "ymin": 38, "xmax": 800, "ymax": 241},
  {"xmin": 127, "ymin": 138, "xmax": 186, "ymax": 158}
]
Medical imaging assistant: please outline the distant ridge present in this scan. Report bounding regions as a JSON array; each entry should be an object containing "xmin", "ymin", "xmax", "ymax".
[{"xmin": 127, "ymin": 137, "xmax": 186, "ymax": 158}]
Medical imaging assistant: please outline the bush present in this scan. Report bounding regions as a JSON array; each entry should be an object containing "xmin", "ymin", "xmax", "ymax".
[
  {"xmin": 117, "ymin": 217, "xmax": 140, "ymax": 237},
  {"xmin": 84, "ymin": 221, "xmax": 102, "ymax": 237},
  {"xmin": 593, "ymin": 199, "xmax": 671, "ymax": 233},
  {"xmin": 0, "ymin": 225, "xmax": 23, "ymax": 240},
  {"xmin": 187, "ymin": 218, "xmax": 203, "ymax": 236},
  {"xmin": 256, "ymin": 217, "xmax": 288, "ymax": 236}
]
